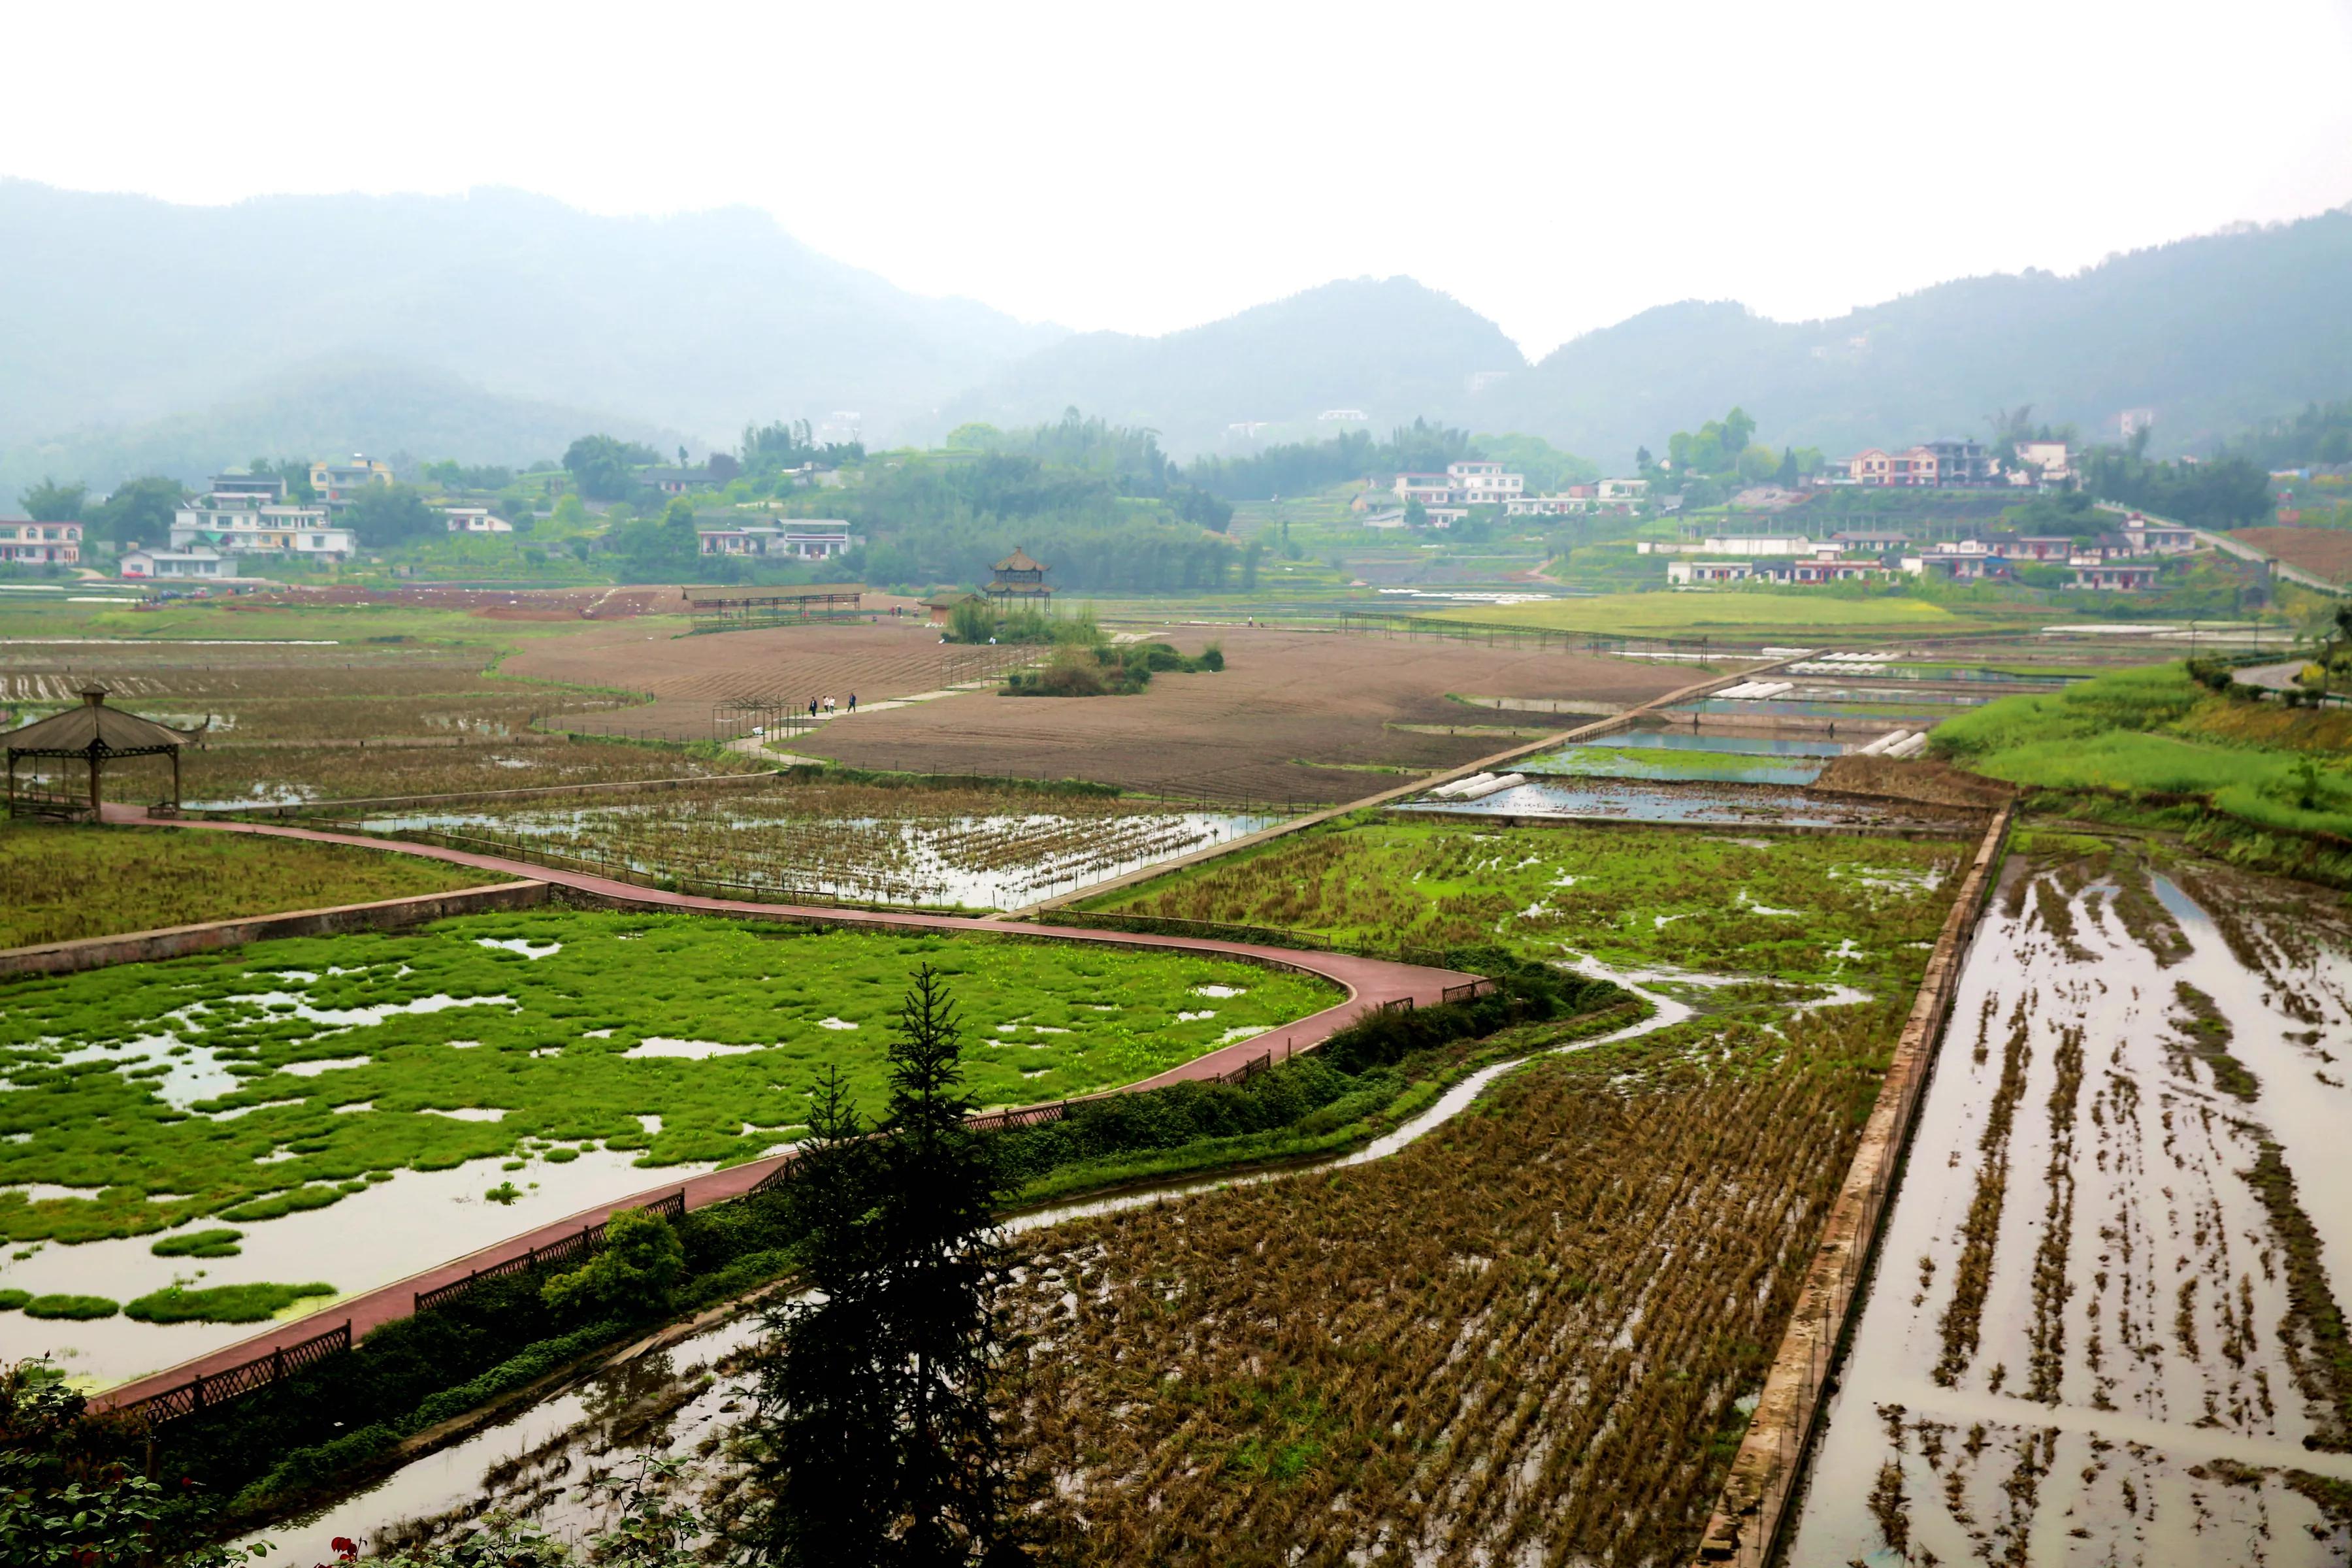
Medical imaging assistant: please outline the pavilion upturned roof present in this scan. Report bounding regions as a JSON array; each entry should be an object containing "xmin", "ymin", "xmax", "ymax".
[
  {"xmin": 3, "ymin": 687, "xmax": 197, "ymax": 757},
  {"xmin": 990, "ymin": 547, "xmax": 1047, "ymax": 574}
]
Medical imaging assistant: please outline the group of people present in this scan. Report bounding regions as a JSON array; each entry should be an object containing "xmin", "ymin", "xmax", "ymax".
[{"xmin": 807, "ymin": 693, "xmax": 858, "ymax": 717}]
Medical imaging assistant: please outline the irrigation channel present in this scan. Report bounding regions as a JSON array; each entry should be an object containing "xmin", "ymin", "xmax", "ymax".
[
  {"xmin": 1786, "ymin": 845, "xmax": 2352, "ymax": 1563},
  {"xmin": 242, "ymin": 957, "xmax": 1718, "ymax": 1563}
]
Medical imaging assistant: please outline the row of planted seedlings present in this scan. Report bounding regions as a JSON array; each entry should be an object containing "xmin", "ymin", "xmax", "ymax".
[
  {"xmin": 134, "ymin": 951, "xmax": 1633, "ymax": 1545},
  {"xmin": 995, "ymin": 996, "xmax": 1916, "ymax": 1567}
]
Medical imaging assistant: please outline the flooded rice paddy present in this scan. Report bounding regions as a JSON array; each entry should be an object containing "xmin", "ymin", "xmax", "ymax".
[
  {"xmin": 354, "ymin": 794, "xmax": 1279, "ymax": 911},
  {"xmin": 1518, "ymin": 730, "xmax": 1850, "ymax": 787},
  {"xmin": 1791, "ymin": 847, "xmax": 2352, "ymax": 1564},
  {"xmin": 1399, "ymin": 777, "xmax": 1924, "ymax": 830}
]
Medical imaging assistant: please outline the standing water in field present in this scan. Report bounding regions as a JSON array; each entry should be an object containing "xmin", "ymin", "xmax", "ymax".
[
  {"xmin": 357, "ymin": 792, "xmax": 1279, "ymax": 909},
  {"xmin": 1789, "ymin": 845, "xmax": 2352, "ymax": 1564}
]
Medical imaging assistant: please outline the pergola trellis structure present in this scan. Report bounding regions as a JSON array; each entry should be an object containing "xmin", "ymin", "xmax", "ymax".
[{"xmin": 3, "ymin": 685, "xmax": 201, "ymax": 821}]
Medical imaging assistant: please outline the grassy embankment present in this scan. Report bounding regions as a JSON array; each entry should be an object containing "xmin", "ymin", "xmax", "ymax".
[
  {"xmin": 1932, "ymin": 662, "xmax": 2352, "ymax": 879},
  {"xmin": 1084, "ymin": 817, "xmax": 1968, "ymax": 996},
  {"xmin": 0, "ymin": 823, "xmax": 508, "ymax": 948},
  {"xmin": 0, "ymin": 910, "xmax": 1338, "ymax": 1245}
]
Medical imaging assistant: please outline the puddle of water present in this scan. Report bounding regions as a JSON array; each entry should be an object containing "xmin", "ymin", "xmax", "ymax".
[
  {"xmin": 355, "ymin": 804, "xmax": 1283, "ymax": 911},
  {"xmin": 620, "ymin": 1039, "xmax": 763, "ymax": 1060},
  {"xmin": 1399, "ymin": 778, "xmax": 1893, "ymax": 828},
  {"xmin": 0, "ymin": 1149, "xmax": 716, "ymax": 1389}
]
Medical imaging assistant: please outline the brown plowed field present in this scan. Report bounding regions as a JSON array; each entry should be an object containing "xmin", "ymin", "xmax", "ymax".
[
  {"xmin": 498, "ymin": 619, "xmax": 1034, "ymax": 739},
  {"xmin": 800, "ymin": 626, "xmax": 1689, "ymax": 806},
  {"xmin": 2231, "ymin": 525, "xmax": 2352, "ymax": 586}
]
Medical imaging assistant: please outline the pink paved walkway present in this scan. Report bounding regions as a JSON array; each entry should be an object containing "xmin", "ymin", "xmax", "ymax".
[{"xmin": 90, "ymin": 809, "xmax": 1474, "ymax": 1412}]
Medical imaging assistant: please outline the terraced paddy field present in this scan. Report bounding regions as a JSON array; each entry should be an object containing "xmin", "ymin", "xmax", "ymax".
[
  {"xmin": 351, "ymin": 776, "xmax": 1279, "ymax": 910},
  {"xmin": 1086, "ymin": 817, "xmax": 1970, "ymax": 996},
  {"xmin": 1789, "ymin": 837, "xmax": 2352, "ymax": 1564},
  {"xmin": 0, "ymin": 910, "xmax": 1335, "ymax": 1385}
]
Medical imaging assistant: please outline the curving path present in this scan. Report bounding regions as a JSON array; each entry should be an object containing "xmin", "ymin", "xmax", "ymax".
[{"xmin": 88, "ymin": 806, "xmax": 1475, "ymax": 1413}]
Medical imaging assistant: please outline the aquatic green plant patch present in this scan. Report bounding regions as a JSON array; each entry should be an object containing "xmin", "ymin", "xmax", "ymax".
[
  {"xmin": 24, "ymin": 1292, "xmax": 118, "ymax": 1319},
  {"xmin": 0, "ymin": 823, "xmax": 509, "ymax": 948},
  {"xmin": 1522, "ymin": 743, "xmax": 1825, "ymax": 785},
  {"xmin": 0, "ymin": 910, "xmax": 1337, "ymax": 1243},
  {"xmin": 125, "ymin": 1281, "xmax": 338, "ymax": 1324},
  {"xmin": 1091, "ymin": 820, "xmax": 1967, "ymax": 995},
  {"xmin": 0, "ymin": 1288, "xmax": 27, "ymax": 1310},
  {"xmin": 150, "ymin": 1227, "xmax": 243, "ymax": 1258}
]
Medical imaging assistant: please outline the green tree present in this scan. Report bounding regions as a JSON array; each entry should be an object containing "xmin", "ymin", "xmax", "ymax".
[
  {"xmin": 19, "ymin": 478, "xmax": 85, "ymax": 522},
  {"xmin": 945, "ymin": 597, "xmax": 996, "ymax": 644},
  {"xmin": 90, "ymin": 476, "xmax": 185, "ymax": 548},
  {"xmin": 1775, "ymin": 446, "xmax": 1799, "ymax": 488},
  {"xmin": 736, "ymin": 969, "xmax": 1017, "ymax": 1567},
  {"xmin": 547, "ymin": 494, "xmax": 592, "ymax": 534},
  {"xmin": 603, "ymin": 497, "xmax": 701, "ymax": 579},
  {"xmin": 344, "ymin": 483, "xmax": 438, "ymax": 546},
  {"xmin": 564, "ymin": 434, "xmax": 662, "ymax": 502},
  {"xmin": 542, "ymin": 1207, "xmax": 685, "ymax": 1321}
]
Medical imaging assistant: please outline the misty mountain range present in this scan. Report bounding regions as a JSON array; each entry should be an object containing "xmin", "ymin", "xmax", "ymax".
[{"xmin": 3, "ymin": 178, "xmax": 2347, "ymax": 498}]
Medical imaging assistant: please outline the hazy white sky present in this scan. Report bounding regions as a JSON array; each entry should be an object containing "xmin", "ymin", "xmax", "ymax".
[{"xmin": 12, "ymin": 0, "xmax": 2352, "ymax": 355}]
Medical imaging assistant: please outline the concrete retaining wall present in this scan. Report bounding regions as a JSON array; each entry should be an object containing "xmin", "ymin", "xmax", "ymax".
[
  {"xmin": 1693, "ymin": 802, "xmax": 2014, "ymax": 1566},
  {"xmin": 0, "ymin": 881, "xmax": 552, "ymax": 979}
]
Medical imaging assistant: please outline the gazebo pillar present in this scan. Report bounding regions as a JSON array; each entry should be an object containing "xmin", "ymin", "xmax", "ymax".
[{"xmin": 88, "ymin": 743, "xmax": 105, "ymax": 823}]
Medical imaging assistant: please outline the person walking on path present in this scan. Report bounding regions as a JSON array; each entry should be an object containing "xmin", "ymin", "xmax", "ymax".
[{"xmin": 849, "ymin": 692, "xmax": 858, "ymax": 712}]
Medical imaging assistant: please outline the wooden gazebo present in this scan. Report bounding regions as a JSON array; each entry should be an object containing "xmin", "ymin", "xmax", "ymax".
[
  {"xmin": 986, "ymin": 547, "xmax": 1053, "ymax": 606},
  {"xmin": 4, "ymin": 686, "xmax": 199, "ymax": 821}
]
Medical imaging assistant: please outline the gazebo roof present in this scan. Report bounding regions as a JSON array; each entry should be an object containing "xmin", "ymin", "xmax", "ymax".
[
  {"xmin": 4, "ymin": 687, "xmax": 196, "ymax": 757},
  {"xmin": 990, "ymin": 547, "xmax": 1047, "ymax": 573}
]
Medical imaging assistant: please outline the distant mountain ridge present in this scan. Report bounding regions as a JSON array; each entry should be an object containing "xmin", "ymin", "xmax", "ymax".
[
  {"xmin": 3, "ymin": 178, "xmax": 2346, "ymax": 496},
  {"xmin": 937, "ymin": 276, "xmax": 1527, "ymax": 454},
  {"xmin": 1499, "ymin": 210, "xmax": 2352, "ymax": 466},
  {"xmin": 0, "ymin": 180, "xmax": 1061, "ymax": 493}
]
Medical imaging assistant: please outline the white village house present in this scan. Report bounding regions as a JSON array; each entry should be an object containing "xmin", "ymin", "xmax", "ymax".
[
  {"xmin": 696, "ymin": 520, "xmax": 859, "ymax": 560},
  {"xmin": 169, "ymin": 474, "xmax": 356, "ymax": 562}
]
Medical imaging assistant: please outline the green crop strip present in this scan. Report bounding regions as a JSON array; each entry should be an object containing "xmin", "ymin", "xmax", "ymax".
[
  {"xmin": 1092, "ymin": 820, "xmax": 1967, "ymax": 996},
  {"xmin": 0, "ymin": 911, "xmax": 1337, "ymax": 1244},
  {"xmin": 125, "ymin": 1281, "xmax": 339, "ymax": 1324},
  {"xmin": 0, "ymin": 822, "xmax": 506, "ymax": 948}
]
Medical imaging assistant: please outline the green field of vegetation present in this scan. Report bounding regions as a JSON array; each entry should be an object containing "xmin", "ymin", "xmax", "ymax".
[
  {"xmin": 0, "ymin": 911, "xmax": 1337, "ymax": 1243},
  {"xmin": 1087, "ymin": 819, "xmax": 1968, "ymax": 995},
  {"xmin": 1933, "ymin": 662, "xmax": 2352, "ymax": 838},
  {"xmin": 1422, "ymin": 590, "xmax": 1967, "ymax": 638},
  {"xmin": 0, "ymin": 823, "xmax": 510, "ymax": 947}
]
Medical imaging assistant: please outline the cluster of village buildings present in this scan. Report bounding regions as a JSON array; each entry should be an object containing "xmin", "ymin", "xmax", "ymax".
[
  {"xmin": 1651, "ymin": 512, "xmax": 2198, "ymax": 592},
  {"xmin": 1353, "ymin": 463, "xmax": 1651, "ymax": 528},
  {"xmin": 107, "ymin": 458, "xmax": 525, "ymax": 580}
]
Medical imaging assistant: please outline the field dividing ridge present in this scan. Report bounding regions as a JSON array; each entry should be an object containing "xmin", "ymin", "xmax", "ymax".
[{"xmin": 1696, "ymin": 801, "xmax": 2014, "ymax": 1567}]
